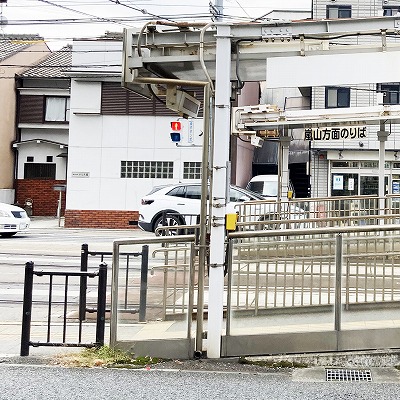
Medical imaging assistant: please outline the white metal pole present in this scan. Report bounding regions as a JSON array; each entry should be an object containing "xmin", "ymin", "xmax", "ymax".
[
  {"xmin": 280, "ymin": 132, "xmax": 291, "ymax": 200},
  {"xmin": 377, "ymin": 122, "xmax": 388, "ymax": 217},
  {"xmin": 207, "ymin": 24, "xmax": 231, "ymax": 359}
]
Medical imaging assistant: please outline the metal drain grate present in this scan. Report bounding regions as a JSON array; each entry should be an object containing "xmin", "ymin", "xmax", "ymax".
[{"xmin": 326, "ymin": 368, "xmax": 372, "ymax": 382}]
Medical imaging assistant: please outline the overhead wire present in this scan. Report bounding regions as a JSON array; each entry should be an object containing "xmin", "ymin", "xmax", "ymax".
[
  {"xmin": 0, "ymin": 0, "xmax": 314, "ymax": 46},
  {"xmin": 36, "ymin": 0, "xmax": 132, "ymax": 27}
]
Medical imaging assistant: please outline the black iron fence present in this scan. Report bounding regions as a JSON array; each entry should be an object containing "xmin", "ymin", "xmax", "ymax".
[
  {"xmin": 20, "ymin": 261, "xmax": 107, "ymax": 356},
  {"xmin": 20, "ymin": 244, "xmax": 151, "ymax": 356}
]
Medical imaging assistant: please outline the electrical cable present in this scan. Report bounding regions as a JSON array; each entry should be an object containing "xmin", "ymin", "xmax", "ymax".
[{"xmin": 107, "ymin": 0, "xmax": 176, "ymax": 22}]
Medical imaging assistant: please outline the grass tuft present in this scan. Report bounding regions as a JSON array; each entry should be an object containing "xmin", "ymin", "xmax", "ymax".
[{"xmin": 52, "ymin": 346, "xmax": 160, "ymax": 368}]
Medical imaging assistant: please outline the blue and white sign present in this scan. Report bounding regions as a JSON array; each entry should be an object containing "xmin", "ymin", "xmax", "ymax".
[
  {"xmin": 333, "ymin": 175, "xmax": 344, "ymax": 190},
  {"xmin": 188, "ymin": 120, "xmax": 194, "ymax": 143}
]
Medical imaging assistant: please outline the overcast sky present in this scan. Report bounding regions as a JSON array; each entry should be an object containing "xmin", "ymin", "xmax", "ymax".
[{"xmin": 0, "ymin": 0, "xmax": 311, "ymax": 49}]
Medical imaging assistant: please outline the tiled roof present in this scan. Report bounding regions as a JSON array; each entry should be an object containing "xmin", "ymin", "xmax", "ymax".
[
  {"xmin": 20, "ymin": 45, "xmax": 72, "ymax": 78},
  {"xmin": 0, "ymin": 34, "xmax": 45, "ymax": 62}
]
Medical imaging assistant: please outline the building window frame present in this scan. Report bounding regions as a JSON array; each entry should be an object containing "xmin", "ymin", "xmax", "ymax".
[
  {"xmin": 326, "ymin": 5, "xmax": 351, "ymax": 19},
  {"xmin": 325, "ymin": 87, "xmax": 351, "ymax": 108},
  {"xmin": 121, "ymin": 161, "xmax": 174, "ymax": 179},
  {"xmin": 379, "ymin": 83, "xmax": 400, "ymax": 104},
  {"xmin": 383, "ymin": 6, "xmax": 400, "ymax": 16},
  {"xmin": 45, "ymin": 96, "xmax": 70, "ymax": 122},
  {"xmin": 183, "ymin": 162, "xmax": 202, "ymax": 179}
]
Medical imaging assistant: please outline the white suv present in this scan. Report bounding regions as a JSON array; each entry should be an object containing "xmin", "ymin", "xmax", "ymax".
[
  {"xmin": 0, "ymin": 202, "xmax": 30, "ymax": 238},
  {"xmin": 138, "ymin": 183, "xmax": 264, "ymax": 234}
]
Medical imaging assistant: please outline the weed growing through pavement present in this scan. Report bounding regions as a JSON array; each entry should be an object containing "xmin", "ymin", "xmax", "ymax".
[{"xmin": 52, "ymin": 346, "xmax": 160, "ymax": 368}]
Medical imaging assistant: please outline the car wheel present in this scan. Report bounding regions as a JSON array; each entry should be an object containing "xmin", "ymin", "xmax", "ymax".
[
  {"xmin": 153, "ymin": 213, "xmax": 183, "ymax": 236},
  {"xmin": 1, "ymin": 232, "xmax": 17, "ymax": 238}
]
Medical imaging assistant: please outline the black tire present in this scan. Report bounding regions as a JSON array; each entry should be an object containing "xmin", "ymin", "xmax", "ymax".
[
  {"xmin": 1, "ymin": 232, "xmax": 17, "ymax": 238},
  {"xmin": 153, "ymin": 213, "xmax": 183, "ymax": 236}
]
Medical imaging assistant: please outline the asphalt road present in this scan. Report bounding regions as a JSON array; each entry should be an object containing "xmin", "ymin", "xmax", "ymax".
[{"xmin": 1, "ymin": 363, "xmax": 400, "ymax": 400}]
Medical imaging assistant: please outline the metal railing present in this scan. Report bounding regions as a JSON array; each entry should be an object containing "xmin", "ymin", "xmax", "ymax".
[
  {"xmin": 235, "ymin": 194, "xmax": 400, "ymax": 231},
  {"xmin": 109, "ymin": 205, "xmax": 400, "ymax": 358},
  {"xmin": 80, "ymin": 243, "xmax": 147, "ymax": 315},
  {"xmin": 110, "ymin": 234, "xmax": 197, "ymax": 350},
  {"xmin": 226, "ymin": 225, "xmax": 400, "ymax": 318},
  {"xmin": 20, "ymin": 261, "xmax": 107, "ymax": 356}
]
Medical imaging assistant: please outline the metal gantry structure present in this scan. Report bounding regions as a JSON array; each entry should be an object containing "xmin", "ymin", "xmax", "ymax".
[{"xmin": 122, "ymin": 15, "xmax": 400, "ymax": 358}]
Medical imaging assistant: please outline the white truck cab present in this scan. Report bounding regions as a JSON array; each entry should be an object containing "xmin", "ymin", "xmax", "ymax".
[{"xmin": 246, "ymin": 175, "xmax": 294, "ymax": 199}]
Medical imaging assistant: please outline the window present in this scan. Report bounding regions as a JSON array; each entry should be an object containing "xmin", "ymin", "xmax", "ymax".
[
  {"xmin": 380, "ymin": 83, "xmax": 400, "ymax": 104},
  {"xmin": 24, "ymin": 163, "xmax": 56, "ymax": 179},
  {"xmin": 230, "ymin": 187, "xmax": 251, "ymax": 202},
  {"xmin": 332, "ymin": 161, "xmax": 359, "ymax": 168},
  {"xmin": 185, "ymin": 185, "xmax": 202, "ymax": 199},
  {"xmin": 331, "ymin": 173, "xmax": 358, "ymax": 196},
  {"xmin": 361, "ymin": 161, "xmax": 379, "ymax": 169},
  {"xmin": 167, "ymin": 185, "xmax": 202, "ymax": 199},
  {"xmin": 183, "ymin": 162, "xmax": 202, "ymax": 179},
  {"xmin": 326, "ymin": 5, "xmax": 351, "ymax": 19},
  {"xmin": 383, "ymin": 6, "xmax": 400, "ymax": 16},
  {"xmin": 325, "ymin": 87, "xmax": 350, "ymax": 108},
  {"xmin": 121, "ymin": 161, "xmax": 173, "ymax": 179},
  {"xmin": 27, "ymin": 156, "xmax": 34, "ymax": 162},
  {"xmin": 167, "ymin": 186, "xmax": 186, "ymax": 198},
  {"xmin": 46, "ymin": 156, "xmax": 53, "ymax": 162},
  {"xmin": 45, "ymin": 97, "xmax": 70, "ymax": 122}
]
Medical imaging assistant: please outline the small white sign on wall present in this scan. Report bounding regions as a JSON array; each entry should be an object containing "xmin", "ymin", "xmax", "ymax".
[
  {"xmin": 333, "ymin": 175, "xmax": 343, "ymax": 190},
  {"xmin": 71, "ymin": 171, "xmax": 90, "ymax": 178},
  {"xmin": 348, "ymin": 178, "xmax": 355, "ymax": 191},
  {"xmin": 188, "ymin": 120, "xmax": 194, "ymax": 143}
]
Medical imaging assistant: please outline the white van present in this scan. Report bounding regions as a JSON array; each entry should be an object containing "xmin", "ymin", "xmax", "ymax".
[{"xmin": 246, "ymin": 175, "xmax": 294, "ymax": 199}]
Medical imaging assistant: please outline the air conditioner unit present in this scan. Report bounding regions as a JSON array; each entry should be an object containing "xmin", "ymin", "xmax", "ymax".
[{"xmin": 166, "ymin": 87, "xmax": 201, "ymax": 118}]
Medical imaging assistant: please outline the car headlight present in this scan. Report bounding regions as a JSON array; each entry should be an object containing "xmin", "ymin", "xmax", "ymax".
[{"xmin": 0, "ymin": 210, "xmax": 11, "ymax": 217}]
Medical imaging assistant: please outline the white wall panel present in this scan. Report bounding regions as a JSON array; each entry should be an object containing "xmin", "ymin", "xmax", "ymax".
[
  {"xmin": 70, "ymin": 81, "xmax": 101, "ymax": 114},
  {"xmin": 102, "ymin": 116, "xmax": 129, "ymax": 148},
  {"xmin": 65, "ymin": 178, "xmax": 101, "ymax": 209},
  {"xmin": 68, "ymin": 147, "xmax": 102, "ymax": 177},
  {"xmin": 68, "ymin": 115, "xmax": 103, "ymax": 147},
  {"xmin": 266, "ymin": 51, "xmax": 400, "ymax": 88},
  {"xmin": 100, "ymin": 148, "xmax": 128, "ymax": 178},
  {"xmin": 98, "ymin": 178, "xmax": 127, "ymax": 210}
]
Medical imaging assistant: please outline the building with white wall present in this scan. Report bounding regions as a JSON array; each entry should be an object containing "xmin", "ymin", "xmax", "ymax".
[
  {"xmin": 65, "ymin": 37, "xmax": 204, "ymax": 228},
  {"xmin": 308, "ymin": 0, "xmax": 400, "ymax": 198},
  {"xmin": 14, "ymin": 45, "xmax": 71, "ymax": 215}
]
